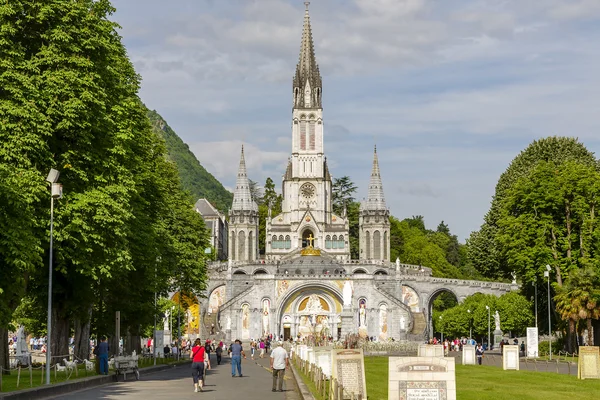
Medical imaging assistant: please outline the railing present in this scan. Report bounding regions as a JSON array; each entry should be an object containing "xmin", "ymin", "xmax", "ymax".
[{"xmin": 292, "ymin": 352, "xmax": 363, "ymax": 400}]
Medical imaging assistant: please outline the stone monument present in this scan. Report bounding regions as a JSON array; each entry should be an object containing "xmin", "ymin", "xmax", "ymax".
[
  {"xmin": 526, "ymin": 327, "xmax": 538, "ymax": 358},
  {"xmin": 332, "ymin": 348, "xmax": 367, "ymax": 400},
  {"xmin": 418, "ymin": 344, "xmax": 444, "ymax": 357},
  {"xmin": 388, "ymin": 356, "xmax": 456, "ymax": 400},
  {"xmin": 462, "ymin": 345, "xmax": 476, "ymax": 365},
  {"xmin": 314, "ymin": 347, "xmax": 333, "ymax": 378},
  {"xmin": 502, "ymin": 345, "xmax": 519, "ymax": 370}
]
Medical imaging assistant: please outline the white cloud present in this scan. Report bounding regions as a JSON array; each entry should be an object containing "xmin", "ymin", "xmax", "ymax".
[{"xmin": 112, "ymin": 0, "xmax": 600, "ymax": 240}]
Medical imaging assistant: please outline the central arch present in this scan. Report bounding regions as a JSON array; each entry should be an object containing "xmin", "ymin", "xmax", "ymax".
[{"xmin": 276, "ymin": 281, "xmax": 343, "ymax": 340}]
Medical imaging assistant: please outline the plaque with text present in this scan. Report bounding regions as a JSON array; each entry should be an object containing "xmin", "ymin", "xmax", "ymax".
[
  {"xmin": 315, "ymin": 347, "xmax": 333, "ymax": 378},
  {"xmin": 526, "ymin": 327, "xmax": 539, "ymax": 358},
  {"xmin": 578, "ymin": 346, "xmax": 600, "ymax": 380},
  {"xmin": 389, "ymin": 357, "xmax": 456, "ymax": 400},
  {"xmin": 332, "ymin": 349, "xmax": 367, "ymax": 400}
]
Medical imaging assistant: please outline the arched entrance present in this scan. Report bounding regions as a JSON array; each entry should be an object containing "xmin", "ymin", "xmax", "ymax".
[
  {"xmin": 302, "ymin": 229, "xmax": 315, "ymax": 248},
  {"xmin": 277, "ymin": 283, "xmax": 343, "ymax": 342},
  {"xmin": 427, "ymin": 288, "xmax": 459, "ymax": 341}
]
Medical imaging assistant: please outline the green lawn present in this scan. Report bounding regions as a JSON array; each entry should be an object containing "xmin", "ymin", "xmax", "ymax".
[{"xmin": 363, "ymin": 356, "xmax": 600, "ymax": 400}]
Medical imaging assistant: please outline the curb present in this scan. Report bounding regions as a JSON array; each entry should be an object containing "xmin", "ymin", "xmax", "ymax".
[
  {"xmin": 0, "ymin": 362, "xmax": 189, "ymax": 400},
  {"xmin": 290, "ymin": 363, "xmax": 316, "ymax": 400}
]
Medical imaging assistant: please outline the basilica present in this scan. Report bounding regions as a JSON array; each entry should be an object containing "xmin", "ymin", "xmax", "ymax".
[{"xmin": 198, "ymin": 3, "xmax": 515, "ymax": 343}]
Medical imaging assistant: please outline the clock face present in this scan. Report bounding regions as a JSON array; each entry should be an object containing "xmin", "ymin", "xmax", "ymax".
[{"xmin": 301, "ymin": 183, "xmax": 315, "ymax": 199}]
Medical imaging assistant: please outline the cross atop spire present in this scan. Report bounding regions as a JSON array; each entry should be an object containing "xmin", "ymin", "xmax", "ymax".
[
  {"xmin": 363, "ymin": 146, "xmax": 387, "ymax": 211},
  {"xmin": 231, "ymin": 145, "xmax": 258, "ymax": 212},
  {"xmin": 293, "ymin": 1, "xmax": 322, "ymax": 109}
]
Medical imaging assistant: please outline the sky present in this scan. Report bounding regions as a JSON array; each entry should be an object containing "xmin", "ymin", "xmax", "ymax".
[{"xmin": 111, "ymin": 0, "xmax": 600, "ymax": 242}]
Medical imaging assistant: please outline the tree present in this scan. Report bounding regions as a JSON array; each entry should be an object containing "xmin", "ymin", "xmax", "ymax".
[
  {"xmin": 468, "ymin": 137, "xmax": 599, "ymax": 280},
  {"xmin": 0, "ymin": 0, "xmax": 211, "ymax": 363},
  {"xmin": 331, "ymin": 176, "xmax": 357, "ymax": 215}
]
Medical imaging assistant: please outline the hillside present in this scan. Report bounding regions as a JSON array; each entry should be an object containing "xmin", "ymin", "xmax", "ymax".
[{"xmin": 147, "ymin": 109, "xmax": 233, "ymax": 212}]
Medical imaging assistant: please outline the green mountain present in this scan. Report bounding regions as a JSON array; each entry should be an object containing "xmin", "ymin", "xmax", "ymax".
[{"xmin": 147, "ymin": 109, "xmax": 233, "ymax": 212}]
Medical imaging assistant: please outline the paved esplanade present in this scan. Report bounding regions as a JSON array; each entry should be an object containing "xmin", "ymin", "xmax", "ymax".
[{"xmin": 53, "ymin": 354, "xmax": 300, "ymax": 400}]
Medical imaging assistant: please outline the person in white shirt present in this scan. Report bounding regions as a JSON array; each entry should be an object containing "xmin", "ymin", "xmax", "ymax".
[{"xmin": 270, "ymin": 341, "xmax": 289, "ymax": 392}]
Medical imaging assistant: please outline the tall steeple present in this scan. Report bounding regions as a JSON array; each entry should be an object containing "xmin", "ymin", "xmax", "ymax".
[
  {"xmin": 293, "ymin": 2, "xmax": 322, "ymax": 109},
  {"xmin": 363, "ymin": 146, "xmax": 387, "ymax": 210},
  {"xmin": 231, "ymin": 146, "xmax": 258, "ymax": 212}
]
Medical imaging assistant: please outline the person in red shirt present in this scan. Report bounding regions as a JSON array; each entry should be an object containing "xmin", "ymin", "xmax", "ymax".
[{"xmin": 190, "ymin": 338, "xmax": 208, "ymax": 392}]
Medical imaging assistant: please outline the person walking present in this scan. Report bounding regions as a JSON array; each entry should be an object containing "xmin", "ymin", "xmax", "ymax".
[
  {"xmin": 97, "ymin": 336, "xmax": 110, "ymax": 375},
  {"xmin": 216, "ymin": 341, "xmax": 223, "ymax": 365},
  {"xmin": 190, "ymin": 338, "xmax": 206, "ymax": 393},
  {"xmin": 270, "ymin": 341, "xmax": 289, "ymax": 392},
  {"xmin": 230, "ymin": 339, "xmax": 246, "ymax": 377}
]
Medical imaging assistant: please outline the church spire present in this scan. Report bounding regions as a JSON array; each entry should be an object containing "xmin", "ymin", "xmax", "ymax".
[
  {"xmin": 231, "ymin": 146, "xmax": 258, "ymax": 212},
  {"xmin": 364, "ymin": 146, "xmax": 387, "ymax": 210},
  {"xmin": 293, "ymin": 2, "xmax": 322, "ymax": 109}
]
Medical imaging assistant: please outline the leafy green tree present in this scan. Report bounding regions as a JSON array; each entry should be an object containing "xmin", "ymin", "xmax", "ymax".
[
  {"xmin": 332, "ymin": 176, "xmax": 357, "ymax": 215},
  {"xmin": 468, "ymin": 137, "xmax": 598, "ymax": 280},
  {"xmin": 258, "ymin": 177, "xmax": 282, "ymax": 255}
]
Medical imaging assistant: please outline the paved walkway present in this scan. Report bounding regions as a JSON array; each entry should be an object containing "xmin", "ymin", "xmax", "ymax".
[{"xmin": 50, "ymin": 353, "xmax": 301, "ymax": 400}]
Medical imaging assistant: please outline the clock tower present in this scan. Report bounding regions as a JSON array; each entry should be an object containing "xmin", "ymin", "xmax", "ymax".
[{"xmin": 265, "ymin": 2, "xmax": 349, "ymax": 260}]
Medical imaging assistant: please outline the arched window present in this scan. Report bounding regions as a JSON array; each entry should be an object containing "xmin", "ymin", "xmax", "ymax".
[
  {"xmin": 373, "ymin": 230, "xmax": 381, "ymax": 260},
  {"xmin": 272, "ymin": 235, "xmax": 278, "ymax": 249},
  {"xmin": 365, "ymin": 231, "xmax": 371, "ymax": 259},
  {"xmin": 238, "ymin": 231, "xmax": 246, "ymax": 261},
  {"xmin": 332, "ymin": 235, "xmax": 338, "ymax": 249},
  {"xmin": 285, "ymin": 235, "xmax": 291, "ymax": 249},
  {"xmin": 338, "ymin": 235, "xmax": 344, "ymax": 249},
  {"xmin": 231, "ymin": 231, "xmax": 236, "ymax": 260},
  {"xmin": 325, "ymin": 235, "xmax": 331, "ymax": 249},
  {"xmin": 383, "ymin": 231, "xmax": 388, "ymax": 260},
  {"xmin": 248, "ymin": 231, "xmax": 254, "ymax": 260},
  {"xmin": 309, "ymin": 121, "xmax": 316, "ymax": 150},
  {"xmin": 300, "ymin": 120, "xmax": 306, "ymax": 151}
]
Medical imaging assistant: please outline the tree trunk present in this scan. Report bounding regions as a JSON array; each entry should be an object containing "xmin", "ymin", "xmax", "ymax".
[
  {"xmin": 0, "ymin": 326, "xmax": 9, "ymax": 375},
  {"xmin": 567, "ymin": 319, "xmax": 576, "ymax": 353},
  {"xmin": 73, "ymin": 307, "xmax": 92, "ymax": 361},
  {"xmin": 587, "ymin": 319, "xmax": 593, "ymax": 347},
  {"xmin": 51, "ymin": 307, "xmax": 71, "ymax": 365},
  {"xmin": 125, "ymin": 332, "xmax": 142, "ymax": 355}
]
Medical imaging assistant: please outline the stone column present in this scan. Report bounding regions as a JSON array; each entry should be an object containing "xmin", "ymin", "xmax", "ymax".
[{"xmin": 341, "ymin": 307, "xmax": 354, "ymax": 339}]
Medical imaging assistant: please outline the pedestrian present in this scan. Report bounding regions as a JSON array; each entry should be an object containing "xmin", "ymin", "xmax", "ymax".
[
  {"xmin": 190, "ymin": 338, "xmax": 206, "ymax": 393},
  {"xmin": 230, "ymin": 339, "xmax": 246, "ymax": 377},
  {"xmin": 97, "ymin": 336, "xmax": 110, "ymax": 375},
  {"xmin": 260, "ymin": 339, "xmax": 266, "ymax": 358},
  {"xmin": 476, "ymin": 343, "xmax": 484, "ymax": 365},
  {"xmin": 270, "ymin": 341, "xmax": 289, "ymax": 392},
  {"xmin": 520, "ymin": 341, "xmax": 525, "ymax": 357},
  {"xmin": 216, "ymin": 341, "xmax": 223, "ymax": 365}
]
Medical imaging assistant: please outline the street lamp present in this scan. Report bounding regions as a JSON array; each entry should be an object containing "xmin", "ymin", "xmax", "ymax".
[
  {"xmin": 467, "ymin": 309, "xmax": 472, "ymax": 342},
  {"xmin": 45, "ymin": 169, "xmax": 62, "ymax": 385},
  {"xmin": 545, "ymin": 264, "xmax": 552, "ymax": 360},
  {"xmin": 439, "ymin": 316, "xmax": 443, "ymax": 343},
  {"xmin": 534, "ymin": 276, "xmax": 538, "ymax": 328},
  {"xmin": 485, "ymin": 305, "xmax": 490, "ymax": 350}
]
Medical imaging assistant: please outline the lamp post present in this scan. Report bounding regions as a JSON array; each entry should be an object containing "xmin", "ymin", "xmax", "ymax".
[
  {"xmin": 439, "ymin": 316, "xmax": 443, "ymax": 343},
  {"xmin": 485, "ymin": 305, "xmax": 490, "ymax": 350},
  {"xmin": 467, "ymin": 309, "xmax": 472, "ymax": 342},
  {"xmin": 45, "ymin": 169, "xmax": 62, "ymax": 385},
  {"xmin": 545, "ymin": 264, "xmax": 552, "ymax": 360}
]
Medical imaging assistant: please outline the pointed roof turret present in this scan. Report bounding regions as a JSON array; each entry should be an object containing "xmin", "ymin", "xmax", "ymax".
[
  {"xmin": 231, "ymin": 146, "xmax": 258, "ymax": 212},
  {"xmin": 293, "ymin": 2, "xmax": 322, "ymax": 109},
  {"xmin": 363, "ymin": 146, "xmax": 387, "ymax": 211}
]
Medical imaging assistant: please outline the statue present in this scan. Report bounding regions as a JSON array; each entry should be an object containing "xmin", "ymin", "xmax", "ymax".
[
  {"xmin": 343, "ymin": 280, "xmax": 352, "ymax": 306},
  {"xmin": 396, "ymin": 257, "xmax": 400, "ymax": 272},
  {"xmin": 358, "ymin": 300, "xmax": 367, "ymax": 327},
  {"xmin": 511, "ymin": 271, "xmax": 517, "ymax": 285},
  {"xmin": 400, "ymin": 316, "xmax": 406, "ymax": 330},
  {"xmin": 262, "ymin": 299, "xmax": 270, "ymax": 336},
  {"xmin": 494, "ymin": 310, "xmax": 501, "ymax": 331}
]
